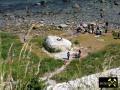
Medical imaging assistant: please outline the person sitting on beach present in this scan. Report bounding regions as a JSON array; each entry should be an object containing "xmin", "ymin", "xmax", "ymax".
[
  {"xmin": 76, "ymin": 23, "xmax": 84, "ymax": 33},
  {"xmin": 74, "ymin": 49, "xmax": 81, "ymax": 58},
  {"xmin": 81, "ymin": 24, "xmax": 86, "ymax": 33},
  {"xmin": 57, "ymin": 37, "xmax": 63, "ymax": 41},
  {"xmin": 87, "ymin": 24, "xmax": 91, "ymax": 33},
  {"xmin": 95, "ymin": 25, "xmax": 100, "ymax": 35},
  {"xmin": 76, "ymin": 27, "xmax": 82, "ymax": 33}
]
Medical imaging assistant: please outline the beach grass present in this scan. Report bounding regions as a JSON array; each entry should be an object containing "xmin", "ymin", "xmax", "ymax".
[{"xmin": 0, "ymin": 32, "xmax": 64, "ymax": 89}]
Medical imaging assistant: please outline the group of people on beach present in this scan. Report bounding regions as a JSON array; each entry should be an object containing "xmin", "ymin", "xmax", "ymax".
[
  {"xmin": 67, "ymin": 49, "xmax": 81, "ymax": 60},
  {"xmin": 76, "ymin": 21, "xmax": 109, "ymax": 35}
]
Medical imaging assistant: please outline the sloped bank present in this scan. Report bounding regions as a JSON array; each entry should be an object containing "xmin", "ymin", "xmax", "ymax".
[{"xmin": 47, "ymin": 67, "xmax": 120, "ymax": 90}]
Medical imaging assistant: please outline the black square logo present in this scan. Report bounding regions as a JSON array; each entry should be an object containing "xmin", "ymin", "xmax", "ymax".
[{"xmin": 99, "ymin": 77, "xmax": 118, "ymax": 88}]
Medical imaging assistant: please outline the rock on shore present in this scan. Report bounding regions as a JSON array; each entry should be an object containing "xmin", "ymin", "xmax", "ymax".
[{"xmin": 47, "ymin": 67, "xmax": 120, "ymax": 90}]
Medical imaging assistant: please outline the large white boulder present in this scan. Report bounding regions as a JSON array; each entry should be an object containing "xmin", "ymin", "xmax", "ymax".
[{"xmin": 46, "ymin": 36, "xmax": 72, "ymax": 51}]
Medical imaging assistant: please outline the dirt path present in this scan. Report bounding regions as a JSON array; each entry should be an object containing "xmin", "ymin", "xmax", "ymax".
[{"xmin": 40, "ymin": 60, "xmax": 72, "ymax": 80}]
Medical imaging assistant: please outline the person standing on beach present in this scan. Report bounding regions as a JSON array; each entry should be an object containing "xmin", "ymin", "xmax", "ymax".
[
  {"xmin": 96, "ymin": 25, "xmax": 100, "ymax": 35},
  {"xmin": 117, "ymin": 32, "xmax": 120, "ymax": 39},
  {"xmin": 67, "ymin": 52, "xmax": 70, "ymax": 60},
  {"xmin": 91, "ymin": 24, "xmax": 95, "ymax": 34},
  {"xmin": 105, "ymin": 21, "xmax": 109, "ymax": 33},
  {"xmin": 88, "ymin": 24, "xmax": 91, "ymax": 33},
  {"xmin": 78, "ymin": 49, "xmax": 81, "ymax": 58}
]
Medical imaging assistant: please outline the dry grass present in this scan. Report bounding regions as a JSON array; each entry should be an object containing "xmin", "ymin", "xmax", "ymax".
[
  {"xmin": 31, "ymin": 28, "xmax": 120, "ymax": 55},
  {"xmin": 68, "ymin": 32, "xmax": 120, "ymax": 52}
]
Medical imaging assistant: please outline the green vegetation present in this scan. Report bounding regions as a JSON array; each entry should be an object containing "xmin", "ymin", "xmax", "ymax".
[
  {"xmin": 39, "ymin": 58, "xmax": 63, "ymax": 76},
  {"xmin": 0, "ymin": 32, "xmax": 64, "ymax": 89},
  {"xmin": 52, "ymin": 44, "xmax": 120, "ymax": 82},
  {"xmin": 23, "ymin": 77, "xmax": 46, "ymax": 90},
  {"xmin": 31, "ymin": 36, "xmax": 44, "ymax": 48},
  {"xmin": 1, "ymin": 32, "xmax": 22, "ymax": 59}
]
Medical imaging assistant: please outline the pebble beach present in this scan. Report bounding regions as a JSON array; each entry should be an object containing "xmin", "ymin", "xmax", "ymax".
[{"xmin": 0, "ymin": 0, "xmax": 120, "ymax": 28}]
